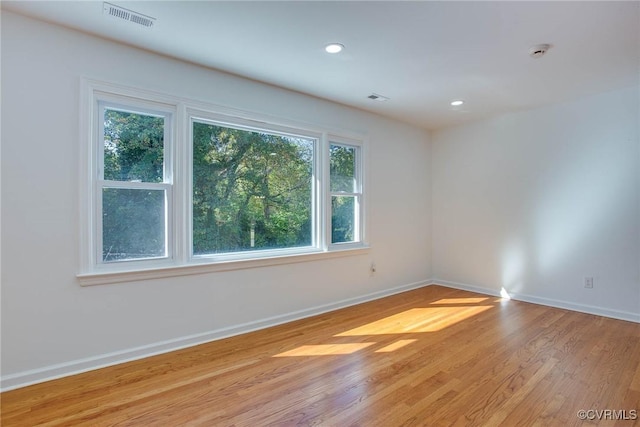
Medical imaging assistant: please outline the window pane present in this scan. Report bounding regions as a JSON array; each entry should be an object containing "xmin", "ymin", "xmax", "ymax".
[
  {"xmin": 192, "ymin": 122, "xmax": 313, "ymax": 255},
  {"xmin": 103, "ymin": 109, "xmax": 165, "ymax": 182},
  {"xmin": 102, "ymin": 188, "xmax": 166, "ymax": 262},
  {"xmin": 332, "ymin": 195, "xmax": 355, "ymax": 244},
  {"xmin": 330, "ymin": 144, "xmax": 356, "ymax": 192}
]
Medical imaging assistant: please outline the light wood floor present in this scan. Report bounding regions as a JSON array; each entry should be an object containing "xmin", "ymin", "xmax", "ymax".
[{"xmin": 2, "ymin": 285, "xmax": 640, "ymax": 426}]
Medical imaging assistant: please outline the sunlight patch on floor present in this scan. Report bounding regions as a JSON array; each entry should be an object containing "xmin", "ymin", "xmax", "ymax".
[
  {"xmin": 336, "ymin": 306, "xmax": 493, "ymax": 336},
  {"xmin": 273, "ymin": 296, "xmax": 496, "ymax": 357},
  {"xmin": 273, "ymin": 342, "xmax": 375, "ymax": 357}
]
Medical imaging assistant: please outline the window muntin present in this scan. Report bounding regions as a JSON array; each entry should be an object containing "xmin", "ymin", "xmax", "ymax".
[
  {"xmin": 191, "ymin": 119, "xmax": 315, "ymax": 256},
  {"xmin": 97, "ymin": 103, "xmax": 173, "ymax": 264},
  {"xmin": 329, "ymin": 142, "xmax": 362, "ymax": 245}
]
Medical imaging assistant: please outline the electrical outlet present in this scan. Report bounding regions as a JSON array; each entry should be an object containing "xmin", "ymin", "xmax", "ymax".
[{"xmin": 584, "ymin": 277, "xmax": 594, "ymax": 289}]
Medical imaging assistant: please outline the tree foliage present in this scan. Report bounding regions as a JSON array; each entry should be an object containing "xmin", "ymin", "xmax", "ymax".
[
  {"xmin": 100, "ymin": 109, "xmax": 359, "ymax": 261},
  {"xmin": 102, "ymin": 188, "xmax": 165, "ymax": 261},
  {"xmin": 330, "ymin": 144, "xmax": 356, "ymax": 243},
  {"xmin": 103, "ymin": 110, "xmax": 164, "ymax": 182},
  {"xmin": 192, "ymin": 122, "xmax": 312, "ymax": 254},
  {"xmin": 102, "ymin": 110, "xmax": 166, "ymax": 261}
]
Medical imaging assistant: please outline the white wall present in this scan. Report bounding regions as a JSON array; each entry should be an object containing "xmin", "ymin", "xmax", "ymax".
[
  {"xmin": 432, "ymin": 86, "xmax": 640, "ymax": 320},
  {"xmin": 0, "ymin": 12, "xmax": 432, "ymax": 389},
  {"xmin": 5, "ymin": 10, "xmax": 637, "ymax": 392}
]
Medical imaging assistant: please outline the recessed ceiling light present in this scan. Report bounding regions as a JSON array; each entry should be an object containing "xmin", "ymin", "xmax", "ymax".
[
  {"xmin": 325, "ymin": 43, "xmax": 344, "ymax": 54},
  {"xmin": 450, "ymin": 100, "xmax": 464, "ymax": 106}
]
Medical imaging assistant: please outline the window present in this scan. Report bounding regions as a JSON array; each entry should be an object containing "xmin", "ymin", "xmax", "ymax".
[
  {"xmin": 329, "ymin": 142, "xmax": 362, "ymax": 245},
  {"xmin": 99, "ymin": 105, "xmax": 172, "ymax": 263},
  {"xmin": 190, "ymin": 118, "xmax": 315, "ymax": 257},
  {"xmin": 80, "ymin": 80, "xmax": 367, "ymax": 284}
]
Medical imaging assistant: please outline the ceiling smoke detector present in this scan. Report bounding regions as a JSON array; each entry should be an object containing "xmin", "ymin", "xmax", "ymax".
[
  {"xmin": 529, "ymin": 44, "xmax": 551, "ymax": 58},
  {"xmin": 103, "ymin": 2, "xmax": 156, "ymax": 27}
]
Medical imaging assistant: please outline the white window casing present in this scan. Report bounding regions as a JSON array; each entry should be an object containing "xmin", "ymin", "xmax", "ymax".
[{"xmin": 78, "ymin": 79, "xmax": 368, "ymax": 286}]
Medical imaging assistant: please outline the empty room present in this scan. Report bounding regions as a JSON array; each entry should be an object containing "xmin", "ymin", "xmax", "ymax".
[{"xmin": 1, "ymin": 1, "xmax": 639, "ymax": 425}]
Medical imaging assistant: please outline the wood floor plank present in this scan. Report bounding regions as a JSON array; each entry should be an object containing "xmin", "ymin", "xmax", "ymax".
[{"xmin": 2, "ymin": 285, "xmax": 639, "ymax": 426}]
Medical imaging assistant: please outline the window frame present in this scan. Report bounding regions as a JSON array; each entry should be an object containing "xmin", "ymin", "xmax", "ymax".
[
  {"xmin": 186, "ymin": 108, "xmax": 323, "ymax": 263},
  {"xmin": 79, "ymin": 79, "xmax": 368, "ymax": 286},
  {"xmin": 327, "ymin": 137, "xmax": 365, "ymax": 249},
  {"xmin": 97, "ymin": 101, "xmax": 175, "ymax": 266}
]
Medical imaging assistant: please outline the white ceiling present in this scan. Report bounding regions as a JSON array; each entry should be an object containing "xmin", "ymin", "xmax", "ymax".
[{"xmin": 3, "ymin": 1, "xmax": 639, "ymax": 130}]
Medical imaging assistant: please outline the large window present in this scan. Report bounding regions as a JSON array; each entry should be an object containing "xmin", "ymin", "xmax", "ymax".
[
  {"xmin": 191, "ymin": 119, "xmax": 315, "ymax": 256},
  {"xmin": 80, "ymin": 81, "xmax": 366, "ymax": 283}
]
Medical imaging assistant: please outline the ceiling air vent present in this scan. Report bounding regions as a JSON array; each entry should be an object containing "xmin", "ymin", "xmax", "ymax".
[
  {"xmin": 103, "ymin": 2, "xmax": 156, "ymax": 28},
  {"xmin": 367, "ymin": 93, "xmax": 389, "ymax": 102}
]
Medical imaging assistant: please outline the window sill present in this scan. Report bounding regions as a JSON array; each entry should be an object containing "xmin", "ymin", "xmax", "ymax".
[{"xmin": 77, "ymin": 246, "xmax": 370, "ymax": 287}]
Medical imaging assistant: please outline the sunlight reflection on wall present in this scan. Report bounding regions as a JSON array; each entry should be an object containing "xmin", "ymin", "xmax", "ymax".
[
  {"xmin": 532, "ymin": 144, "xmax": 629, "ymax": 275},
  {"xmin": 500, "ymin": 238, "xmax": 525, "ymax": 294}
]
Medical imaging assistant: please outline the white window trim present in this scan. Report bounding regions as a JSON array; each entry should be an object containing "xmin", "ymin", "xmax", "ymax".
[
  {"xmin": 328, "ymin": 136, "xmax": 366, "ymax": 250},
  {"xmin": 78, "ymin": 78, "xmax": 369, "ymax": 286},
  {"xmin": 96, "ymin": 101, "xmax": 175, "ymax": 267},
  {"xmin": 185, "ymin": 108, "xmax": 325, "ymax": 262},
  {"xmin": 76, "ymin": 246, "xmax": 369, "ymax": 286}
]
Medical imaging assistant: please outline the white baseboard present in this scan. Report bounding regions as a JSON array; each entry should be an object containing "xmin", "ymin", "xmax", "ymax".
[
  {"xmin": 432, "ymin": 278, "xmax": 640, "ymax": 323},
  {"xmin": 1, "ymin": 279, "xmax": 430, "ymax": 392},
  {"xmin": 5, "ymin": 278, "xmax": 635, "ymax": 391}
]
